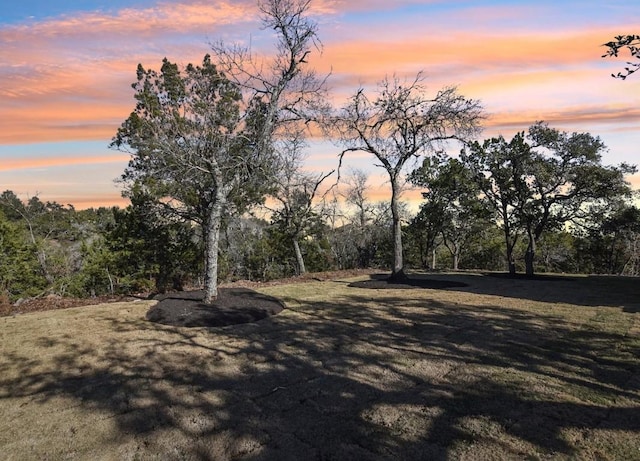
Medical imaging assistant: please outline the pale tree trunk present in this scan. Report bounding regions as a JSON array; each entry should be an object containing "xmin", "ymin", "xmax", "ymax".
[
  {"xmin": 500, "ymin": 201, "xmax": 517, "ymax": 275},
  {"xmin": 389, "ymin": 177, "xmax": 406, "ymax": 280},
  {"xmin": 444, "ymin": 238, "xmax": 461, "ymax": 270},
  {"xmin": 293, "ymin": 238, "xmax": 306, "ymax": 275},
  {"xmin": 431, "ymin": 247, "xmax": 437, "ymax": 270},
  {"xmin": 203, "ymin": 199, "xmax": 225, "ymax": 304}
]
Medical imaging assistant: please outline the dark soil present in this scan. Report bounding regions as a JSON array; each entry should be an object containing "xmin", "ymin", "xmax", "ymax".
[
  {"xmin": 146, "ymin": 288, "xmax": 285, "ymax": 327},
  {"xmin": 349, "ymin": 273, "xmax": 469, "ymax": 289}
]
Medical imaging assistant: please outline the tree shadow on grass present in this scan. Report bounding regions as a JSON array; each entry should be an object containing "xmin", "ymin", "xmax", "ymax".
[
  {"xmin": 1, "ymin": 288, "xmax": 639, "ymax": 459},
  {"xmin": 349, "ymin": 272, "xmax": 640, "ymax": 311}
]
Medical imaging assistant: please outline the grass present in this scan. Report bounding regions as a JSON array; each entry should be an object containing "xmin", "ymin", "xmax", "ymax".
[{"xmin": 0, "ymin": 272, "xmax": 639, "ymax": 460}]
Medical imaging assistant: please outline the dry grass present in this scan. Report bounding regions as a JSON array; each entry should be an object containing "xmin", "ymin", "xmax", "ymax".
[{"xmin": 0, "ymin": 272, "xmax": 639, "ymax": 460}]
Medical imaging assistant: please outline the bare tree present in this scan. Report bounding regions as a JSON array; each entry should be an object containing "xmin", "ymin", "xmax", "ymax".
[
  {"xmin": 334, "ymin": 74, "xmax": 483, "ymax": 280},
  {"xmin": 267, "ymin": 130, "xmax": 333, "ymax": 274},
  {"xmin": 342, "ymin": 168, "xmax": 375, "ymax": 229}
]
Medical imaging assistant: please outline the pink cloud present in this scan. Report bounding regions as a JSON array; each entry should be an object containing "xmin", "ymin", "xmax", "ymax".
[
  {"xmin": 0, "ymin": 154, "xmax": 130, "ymax": 172},
  {"xmin": 1, "ymin": 0, "xmax": 638, "ymax": 202}
]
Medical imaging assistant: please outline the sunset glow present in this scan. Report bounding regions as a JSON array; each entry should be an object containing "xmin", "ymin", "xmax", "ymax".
[{"xmin": 1, "ymin": 0, "xmax": 638, "ymax": 209}]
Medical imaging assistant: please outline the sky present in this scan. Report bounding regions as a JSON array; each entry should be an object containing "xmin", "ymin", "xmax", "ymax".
[{"xmin": 1, "ymin": 0, "xmax": 639, "ymax": 209}]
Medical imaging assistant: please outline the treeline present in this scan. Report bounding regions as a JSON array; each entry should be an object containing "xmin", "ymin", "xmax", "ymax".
[{"xmin": 1, "ymin": 178, "xmax": 638, "ymax": 305}]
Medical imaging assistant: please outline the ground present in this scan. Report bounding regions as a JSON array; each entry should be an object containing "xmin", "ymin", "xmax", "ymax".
[
  {"xmin": 147, "ymin": 288, "xmax": 284, "ymax": 327},
  {"xmin": 1, "ymin": 269, "xmax": 377, "ymax": 318},
  {"xmin": 0, "ymin": 271, "xmax": 639, "ymax": 460}
]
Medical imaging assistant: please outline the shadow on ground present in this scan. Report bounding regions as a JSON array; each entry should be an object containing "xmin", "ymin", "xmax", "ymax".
[
  {"xmin": 349, "ymin": 272, "xmax": 640, "ymax": 312},
  {"xmin": 1, "ymin": 273, "xmax": 639, "ymax": 460}
]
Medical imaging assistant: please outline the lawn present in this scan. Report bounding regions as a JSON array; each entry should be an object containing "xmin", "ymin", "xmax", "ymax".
[{"xmin": 0, "ymin": 272, "xmax": 639, "ymax": 460}]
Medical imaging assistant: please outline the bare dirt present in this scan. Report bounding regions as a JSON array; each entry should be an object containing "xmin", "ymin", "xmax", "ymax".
[{"xmin": 0, "ymin": 271, "xmax": 639, "ymax": 460}]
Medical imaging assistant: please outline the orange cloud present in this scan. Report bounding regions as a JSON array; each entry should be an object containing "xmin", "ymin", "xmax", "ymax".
[
  {"xmin": 0, "ymin": 154, "xmax": 129, "ymax": 172},
  {"xmin": 56, "ymin": 194, "xmax": 129, "ymax": 210}
]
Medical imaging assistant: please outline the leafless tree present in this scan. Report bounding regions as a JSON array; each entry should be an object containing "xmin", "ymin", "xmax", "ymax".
[
  {"xmin": 267, "ymin": 130, "xmax": 333, "ymax": 274},
  {"xmin": 334, "ymin": 74, "xmax": 483, "ymax": 280}
]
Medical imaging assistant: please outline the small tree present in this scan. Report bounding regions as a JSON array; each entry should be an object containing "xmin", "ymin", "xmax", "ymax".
[
  {"xmin": 410, "ymin": 157, "xmax": 491, "ymax": 270},
  {"xmin": 267, "ymin": 131, "xmax": 333, "ymax": 275},
  {"xmin": 602, "ymin": 35, "xmax": 640, "ymax": 79},
  {"xmin": 334, "ymin": 74, "xmax": 483, "ymax": 280}
]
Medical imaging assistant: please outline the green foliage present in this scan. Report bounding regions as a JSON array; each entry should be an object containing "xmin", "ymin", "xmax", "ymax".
[
  {"xmin": 575, "ymin": 205, "xmax": 640, "ymax": 276},
  {"xmin": 104, "ymin": 196, "xmax": 202, "ymax": 294},
  {"xmin": 0, "ymin": 212, "xmax": 47, "ymax": 301},
  {"xmin": 409, "ymin": 156, "xmax": 492, "ymax": 270},
  {"xmin": 463, "ymin": 122, "xmax": 636, "ymax": 275}
]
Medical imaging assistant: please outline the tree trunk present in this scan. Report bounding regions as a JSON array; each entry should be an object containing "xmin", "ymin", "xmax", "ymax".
[
  {"xmin": 389, "ymin": 177, "xmax": 406, "ymax": 281},
  {"xmin": 506, "ymin": 245, "xmax": 516, "ymax": 275},
  {"xmin": 453, "ymin": 251, "xmax": 459, "ymax": 271},
  {"xmin": 293, "ymin": 238, "xmax": 306, "ymax": 275},
  {"xmin": 203, "ymin": 200, "xmax": 224, "ymax": 304},
  {"xmin": 525, "ymin": 229, "xmax": 535, "ymax": 276},
  {"xmin": 431, "ymin": 247, "xmax": 437, "ymax": 270}
]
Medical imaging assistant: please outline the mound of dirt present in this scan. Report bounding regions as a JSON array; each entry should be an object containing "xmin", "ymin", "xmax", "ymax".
[
  {"xmin": 349, "ymin": 273, "xmax": 469, "ymax": 290},
  {"xmin": 146, "ymin": 288, "xmax": 284, "ymax": 327}
]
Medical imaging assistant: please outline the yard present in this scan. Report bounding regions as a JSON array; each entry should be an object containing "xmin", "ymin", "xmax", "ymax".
[{"xmin": 1, "ymin": 272, "xmax": 638, "ymax": 460}]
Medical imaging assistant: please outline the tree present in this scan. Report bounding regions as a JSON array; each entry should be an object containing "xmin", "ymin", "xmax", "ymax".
[
  {"xmin": 410, "ymin": 156, "xmax": 491, "ymax": 270},
  {"xmin": 112, "ymin": 0, "xmax": 323, "ymax": 303},
  {"xmin": 595, "ymin": 205, "xmax": 640, "ymax": 275},
  {"xmin": 334, "ymin": 74, "xmax": 483, "ymax": 280},
  {"xmin": 268, "ymin": 132, "xmax": 333, "ymax": 275},
  {"xmin": 0, "ymin": 191, "xmax": 77, "ymax": 287},
  {"xmin": 464, "ymin": 123, "xmax": 636, "ymax": 276},
  {"xmin": 0, "ymin": 211, "xmax": 47, "ymax": 302},
  {"xmin": 462, "ymin": 133, "xmax": 529, "ymax": 274},
  {"xmin": 602, "ymin": 35, "xmax": 640, "ymax": 79}
]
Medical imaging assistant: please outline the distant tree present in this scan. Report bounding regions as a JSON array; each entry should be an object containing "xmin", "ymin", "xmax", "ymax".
[
  {"xmin": 0, "ymin": 211, "xmax": 47, "ymax": 302},
  {"xmin": 334, "ymin": 74, "xmax": 483, "ymax": 280},
  {"xmin": 0, "ymin": 192, "xmax": 77, "ymax": 286},
  {"xmin": 268, "ymin": 132, "xmax": 333, "ymax": 275},
  {"xmin": 536, "ymin": 230, "xmax": 576, "ymax": 274},
  {"xmin": 599, "ymin": 205, "xmax": 640, "ymax": 275},
  {"xmin": 405, "ymin": 201, "xmax": 445, "ymax": 270},
  {"xmin": 410, "ymin": 156, "xmax": 491, "ymax": 270},
  {"xmin": 112, "ymin": 0, "xmax": 324, "ymax": 303},
  {"xmin": 464, "ymin": 123, "xmax": 636, "ymax": 276},
  {"xmin": 602, "ymin": 35, "xmax": 640, "ymax": 79},
  {"xmin": 462, "ymin": 133, "xmax": 530, "ymax": 274}
]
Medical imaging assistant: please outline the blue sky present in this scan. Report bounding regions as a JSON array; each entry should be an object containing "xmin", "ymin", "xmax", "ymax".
[{"xmin": 1, "ymin": 0, "xmax": 638, "ymax": 208}]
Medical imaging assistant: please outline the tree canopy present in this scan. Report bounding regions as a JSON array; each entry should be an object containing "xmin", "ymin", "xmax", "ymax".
[{"xmin": 463, "ymin": 122, "xmax": 636, "ymax": 276}]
